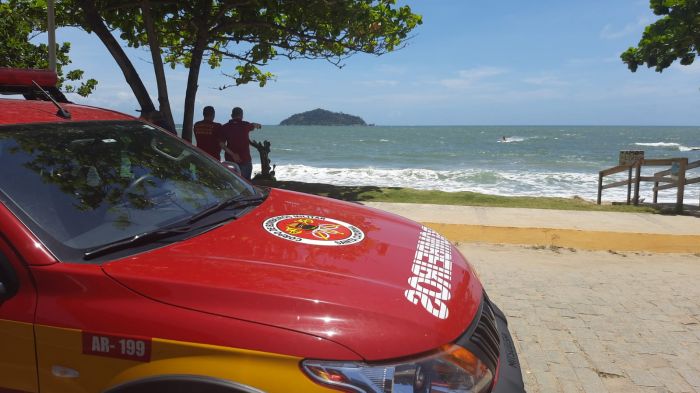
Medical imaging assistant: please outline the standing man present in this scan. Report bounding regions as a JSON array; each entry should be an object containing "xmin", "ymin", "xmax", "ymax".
[
  {"xmin": 218, "ymin": 106, "xmax": 262, "ymax": 180},
  {"xmin": 193, "ymin": 106, "xmax": 223, "ymax": 160}
]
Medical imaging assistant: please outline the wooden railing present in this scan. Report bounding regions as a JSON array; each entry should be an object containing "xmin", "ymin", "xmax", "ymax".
[
  {"xmin": 597, "ymin": 162, "xmax": 638, "ymax": 205},
  {"xmin": 597, "ymin": 158, "xmax": 700, "ymax": 213},
  {"xmin": 652, "ymin": 159, "xmax": 700, "ymax": 203}
]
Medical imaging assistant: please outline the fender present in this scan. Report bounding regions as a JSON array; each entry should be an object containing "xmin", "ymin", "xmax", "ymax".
[{"xmin": 104, "ymin": 374, "xmax": 265, "ymax": 393}]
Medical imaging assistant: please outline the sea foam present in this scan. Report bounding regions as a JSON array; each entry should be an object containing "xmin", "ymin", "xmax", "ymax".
[
  {"xmin": 252, "ymin": 163, "xmax": 695, "ymax": 203},
  {"xmin": 635, "ymin": 142, "xmax": 680, "ymax": 147}
]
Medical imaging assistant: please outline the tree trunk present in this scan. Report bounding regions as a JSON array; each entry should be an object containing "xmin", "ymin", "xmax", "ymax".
[
  {"xmin": 182, "ymin": 1, "xmax": 212, "ymax": 142},
  {"xmin": 181, "ymin": 40, "xmax": 205, "ymax": 142},
  {"xmin": 141, "ymin": 1, "xmax": 176, "ymax": 133},
  {"xmin": 76, "ymin": 0, "xmax": 155, "ymax": 114}
]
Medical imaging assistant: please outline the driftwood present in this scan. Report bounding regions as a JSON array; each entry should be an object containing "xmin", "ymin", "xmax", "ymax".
[{"xmin": 249, "ymin": 139, "xmax": 276, "ymax": 181}]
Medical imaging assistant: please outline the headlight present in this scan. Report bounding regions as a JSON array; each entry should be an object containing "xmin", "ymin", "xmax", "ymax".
[{"xmin": 302, "ymin": 344, "xmax": 493, "ymax": 393}]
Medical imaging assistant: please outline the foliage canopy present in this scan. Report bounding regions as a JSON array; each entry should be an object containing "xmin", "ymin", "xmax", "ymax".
[
  {"xmin": 1, "ymin": 1, "xmax": 421, "ymax": 142},
  {"xmin": 0, "ymin": 0, "xmax": 97, "ymax": 96},
  {"xmin": 61, "ymin": 0, "xmax": 421, "ymax": 141},
  {"xmin": 621, "ymin": 0, "xmax": 700, "ymax": 72}
]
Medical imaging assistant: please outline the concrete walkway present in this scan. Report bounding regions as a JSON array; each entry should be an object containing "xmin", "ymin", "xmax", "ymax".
[
  {"xmin": 363, "ymin": 203, "xmax": 700, "ymax": 253},
  {"xmin": 461, "ymin": 243, "xmax": 700, "ymax": 393}
]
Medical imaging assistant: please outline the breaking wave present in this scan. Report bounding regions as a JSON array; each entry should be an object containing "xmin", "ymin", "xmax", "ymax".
[
  {"xmin": 634, "ymin": 142, "xmax": 700, "ymax": 152},
  {"xmin": 253, "ymin": 164, "xmax": 683, "ymax": 202},
  {"xmin": 635, "ymin": 142, "xmax": 680, "ymax": 147}
]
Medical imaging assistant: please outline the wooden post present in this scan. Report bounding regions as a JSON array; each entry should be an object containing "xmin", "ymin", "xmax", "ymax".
[
  {"xmin": 676, "ymin": 158, "xmax": 687, "ymax": 214},
  {"xmin": 249, "ymin": 139, "xmax": 275, "ymax": 180},
  {"xmin": 597, "ymin": 173, "xmax": 603, "ymax": 205},
  {"xmin": 48, "ymin": 0, "xmax": 56, "ymax": 72},
  {"xmin": 653, "ymin": 180, "xmax": 659, "ymax": 204},
  {"xmin": 633, "ymin": 162, "xmax": 641, "ymax": 205},
  {"xmin": 627, "ymin": 167, "xmax": 633, "ymax": 204}
]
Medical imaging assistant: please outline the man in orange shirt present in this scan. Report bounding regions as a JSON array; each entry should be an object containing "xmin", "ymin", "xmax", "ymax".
[
  {"xmin": 193, "ymin": 106, "xmax": 222, "ymax": 160},
  {"xmin": 218, "ymin": 107, "xmax": 262, "ymax": 180}
]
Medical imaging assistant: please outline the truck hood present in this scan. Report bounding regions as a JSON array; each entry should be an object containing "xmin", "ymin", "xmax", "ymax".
[{"xmin": 103, "ymin": 189, "xmax": 483, "ymax": 361}]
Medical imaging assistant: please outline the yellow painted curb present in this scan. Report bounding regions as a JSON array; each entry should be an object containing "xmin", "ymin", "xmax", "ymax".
[{"xmin": 422, "ymin": 222, "xmax": 700, "ymax": 254}]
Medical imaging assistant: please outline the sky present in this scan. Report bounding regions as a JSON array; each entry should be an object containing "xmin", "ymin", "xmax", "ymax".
[{"xmin": 51, "ymin": 1, "xmax": 700, "ymax": 126}]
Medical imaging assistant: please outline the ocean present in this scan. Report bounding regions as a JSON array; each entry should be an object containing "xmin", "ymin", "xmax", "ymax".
[{"xmin": 197, "ymin": 125, "xmax": 700, "ymax": 203}]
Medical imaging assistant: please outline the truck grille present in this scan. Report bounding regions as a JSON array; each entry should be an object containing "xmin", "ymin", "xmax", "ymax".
[
  {"xmin": 457, "ymin": 293, "xmax": 501, "ymax": 373},
  {"xmin": 470, "ymin": 297, "xmax": 500, "ymax": 370}
]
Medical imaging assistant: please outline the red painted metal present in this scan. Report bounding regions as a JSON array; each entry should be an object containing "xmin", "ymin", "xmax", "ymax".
[
  {"xmin": 7, "ymin": 186, "xmax": 482, "ymax": 361},
  {"xmin": 0, "ymin": 204, "xmax": 56, "ymax": 266},
  {"xmin": 102, "ymin": 189, "xmax": 483, "ymax": 361},
  {"xmin": 3, "ymin": 168, "xmax": 483, "ymax": 362},
  {"xmin": 0, "ymin": 238, "xmax": 37, "ymax": 325},
  {"xmin": 0, "ymin": 68, "xmax": 58, "ymax": 87},
  {"xmin": 31, "ymin": 262, "xmax": 359, "ymax": 360},
  {"xmin": 0, "ymin": 99, "xmax": 133, "ymax": 125}
]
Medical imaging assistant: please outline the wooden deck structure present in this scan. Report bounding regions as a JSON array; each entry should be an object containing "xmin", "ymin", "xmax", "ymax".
[{"xmin": 597, "ymin": 158, "xmax": 700, "ymax": 213}]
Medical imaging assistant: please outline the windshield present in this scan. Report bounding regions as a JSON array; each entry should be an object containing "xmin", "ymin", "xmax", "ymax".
[{"xmin": 0, "ymin": 120, "xmax": 257, "ymax": 261}]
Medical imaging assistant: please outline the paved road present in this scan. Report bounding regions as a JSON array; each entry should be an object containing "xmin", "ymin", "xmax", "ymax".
[
  {"xmin": 458, "ymin": 243, "xmax": 700, "ymax": 393},
  {"xmin": 363, "ymin": 202, "xmax": 700, "ymax": 253},
  {"xmin": 364, "ymin": 202, "xmax": 700, "ymax": 235}
]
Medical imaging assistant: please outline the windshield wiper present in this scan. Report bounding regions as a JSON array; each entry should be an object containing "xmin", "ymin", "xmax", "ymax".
[
  {"xmin": 83, "ymin": 194, "xmax": 265, "ymax": 260},
  {"xmin": 186, "ymin": 194, "xmax": 265, "ymax": 225},
  {"xmin": 83, "ymin": 226, "xmax": 192, "ymax": 260}
]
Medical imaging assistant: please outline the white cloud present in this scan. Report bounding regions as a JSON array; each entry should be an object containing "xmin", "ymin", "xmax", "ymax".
[
  {"xmin": 376, "ymin": 64, "xmax": 409, "ymax": 75},
  {"xmin": 469, "ymin": 87, "xmax": 564, "ymax": 103},
  {"xmin": 69, "ymin": 84, "xmax": 144, "ymax": 116},
  {"xmin": 342, "ymin": 92, "xmax": 451, "ymax": 105},
  {"xmin": 359, "ymin": 79, "xmax": 400, "ymax": 87},
  {"xmin": 600, "ymin": 17, "xmax": 649, "ymax": 40},
  {"xmin": 439, "ymin": 67, "xmax": 508, "ymax": 89},
  {"xmin": 522, "ymin": 75, "xmax": 569, "ymax": 87},
  {"xmin": 567, "ymin": 55, "xmax": 620, "ymax": 66}
]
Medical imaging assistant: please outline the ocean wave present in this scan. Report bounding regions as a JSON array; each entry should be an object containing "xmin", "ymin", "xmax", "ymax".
[
  {"xmin": 634, "ymin": 142, "xmax": 680, "ymax": 147},
  {"xmin": 634, "ymin": 142, "xmax": 700, "ymax": 151},
  {"xmin": 255, "ymin": 164, "xmax": 693, "ymax": 203}
]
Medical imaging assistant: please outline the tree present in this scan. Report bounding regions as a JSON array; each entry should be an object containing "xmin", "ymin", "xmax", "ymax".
[
  {"xmin": 64, "ymin": 1, "xmax": 422, "ymax": 141},
  {"xmin": 0, "ymin": 0, "xmax": 96, "ymax": 96},
  {"xmin": 621, "ymin": 0, "xmax": 700, "ymax": 72},
  {"xmin": 65, "ymin": 0, "xmax": 158, "ymax": 118}
]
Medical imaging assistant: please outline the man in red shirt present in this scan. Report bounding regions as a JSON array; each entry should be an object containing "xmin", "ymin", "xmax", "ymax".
[
  {"xmin": 218, "ymin": 106, "xmax": 262, "ymax": 180},
  {"xmin": 193, "ymin": 106, "xmax": 222, "ymax": 159}
]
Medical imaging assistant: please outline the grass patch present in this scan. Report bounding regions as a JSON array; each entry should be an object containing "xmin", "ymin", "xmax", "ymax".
[{"xmin": 253, "ymin": 180, "xmax": 657, "ymax": 213}]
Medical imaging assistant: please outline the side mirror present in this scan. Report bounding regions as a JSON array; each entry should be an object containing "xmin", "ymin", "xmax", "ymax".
[{"xmin": 0, "ymin": 252, "xmax": 18, "ymax": 301}]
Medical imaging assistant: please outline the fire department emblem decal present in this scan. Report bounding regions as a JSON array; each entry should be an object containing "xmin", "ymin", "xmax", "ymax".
[{"xmin": 263, "ymin": 215, "xmax": 364, "ymax": 246}]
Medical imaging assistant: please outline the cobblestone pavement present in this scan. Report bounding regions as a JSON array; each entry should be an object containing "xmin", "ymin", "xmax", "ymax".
[{"xmin": 457, "ymin": 243, "xmax": 700, "ymax": 393}]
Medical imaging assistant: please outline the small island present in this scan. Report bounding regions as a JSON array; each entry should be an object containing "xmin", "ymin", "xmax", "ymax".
[{"xmin": 280, "ymin": 108, "xmax": 367, "ymax": 126}]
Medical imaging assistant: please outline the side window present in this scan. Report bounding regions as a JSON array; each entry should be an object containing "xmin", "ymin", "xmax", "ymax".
[{"xmin": 0, "ymin": 251, "xmax": 18, "ymax": 301}]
